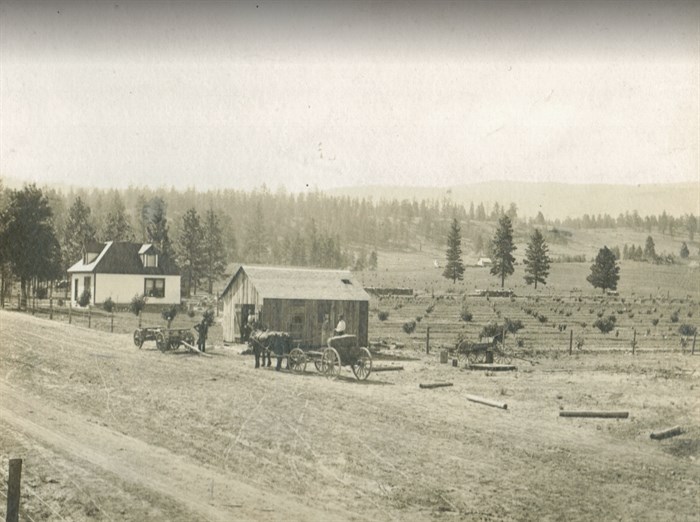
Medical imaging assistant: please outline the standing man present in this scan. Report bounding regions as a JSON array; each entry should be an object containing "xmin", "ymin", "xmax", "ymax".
[
  {"xmin": 195, "ymin": 317, "xmax": 209, "ymax": 353},
  {"xmin": 334, "ymin": 314, "xmax": 346, "ymax": 336}
]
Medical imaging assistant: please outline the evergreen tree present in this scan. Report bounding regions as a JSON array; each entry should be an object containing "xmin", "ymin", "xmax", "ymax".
[
  {"xmin": 687, "ymin": 215, "xmax": 697, "ymax": 241},
  {"xmin": 490, "ymin": 215, "xmax": 517, "ymax": 288},
  {"xmin": 534, "ymin": 211, "xmax": 546, "ymax": 226},
  {"xmin": 442, "ymin": 218, "xmax": 465, "ymax": 283},
  {"xmin": 680, "ymin": 242, "xmax": 690, "ymax": 259},
  {"xmin": 523, "ymin": 228, "xmax": 551, "ymax": 289},
  {"xmin": 176, "ymin": 208, "xmax": 204, "ymax": 297},
  {"xmin": 473, "ymin": 234, "xmax": 484, "ymax": 255},
  {"xmin": 202, "ymin": 209, "xmax": 228, "ymax": 293},
  {"xmin": 144, "ymin": 197, "xmax": 173, "ymax": 258},
  {"xmin": 244, "ymin": 201, "xmax": 268, "ymax": 263},
  {"xmin": 1, "ymin": 185, "xmax": 62, "ymax": 307},
  {"xmin": 644, "ymin": 236, "xmax": 656, "ymax": 261},
  {"xmin": 63, "ymin": 197, "xmax": 96, "ymax": 269},
  {"xmin": 368, "ymin": 250, "xmax": 378, "ymax": 271},
  {"xmin": 587, "ymin": 246, "xmax": 620, "ymax": 292},
  {"xmin": 102, "ymin": 193, "xmax": 133, "ymax": 241}
]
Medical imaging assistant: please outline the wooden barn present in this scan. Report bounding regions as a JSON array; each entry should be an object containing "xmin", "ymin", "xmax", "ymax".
[{"xmin": 221, "ymin": 265, "xmax": 370, "ymax": 347}]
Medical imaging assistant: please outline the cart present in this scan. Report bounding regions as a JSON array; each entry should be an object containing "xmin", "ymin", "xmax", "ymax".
[
  {"xmin": 287, "ymin": 335, "xmax": 373, "ymax": 380},
  {"xmin": 133, "ymin": 326, "xmax": 195, "ymax": 352},
  {"xmin": 454, "ymin": 337, "xmax": 512, "ymax": 365}
]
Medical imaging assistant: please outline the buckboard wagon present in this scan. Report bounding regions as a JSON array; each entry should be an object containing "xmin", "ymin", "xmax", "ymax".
[
  {"xmin": 288, "ymin": 335, "xmax": 373, "ymax": 380},
  {"xmin": 133, "ymin": 327, "xmax": 195, "ymax": 352}
]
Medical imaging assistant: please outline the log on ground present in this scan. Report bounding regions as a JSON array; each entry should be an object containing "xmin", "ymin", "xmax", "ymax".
[
  {"xmin": 372, "ymin": 366, "xmax": 404, "ymax": 372},
  {"xmin": 465, "ymin": 394, "xmax": 508, "ymax": 410},
  {"xmin": 650, "ymin": 426, "xmax": 682, "ymax": 440},
  {"xmin": 468, "ymin": 364, "xmax": 517, "ymax": 371},
  {"xmin": 559, "ymin": 411, "xmax": 629, "ymax": 419},
  {"xmin": 180, "ymin": 342, "xmax": 213, "ymax": 358},
  {"xmin": 419, "ymin": 383, "xmax": 453, "ymax": 389}
]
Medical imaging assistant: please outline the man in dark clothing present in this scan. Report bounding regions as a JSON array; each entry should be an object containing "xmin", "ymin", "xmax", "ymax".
[{"xmin": 194, "ymin": 319, "xmax": 208, "ymax": 353}]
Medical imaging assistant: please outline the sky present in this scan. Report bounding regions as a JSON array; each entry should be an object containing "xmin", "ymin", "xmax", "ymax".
[{"xmin": 1, "ymin": 0, "xmax": 698, "ymax": 192}]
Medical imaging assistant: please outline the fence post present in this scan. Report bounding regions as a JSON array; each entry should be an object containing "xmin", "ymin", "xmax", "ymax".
[
  {"xmin": 6, "ymin": 458, "xmax": 22, "ymax": 522},
  {"xmin": 50, "ymin": 298, "xmax": 53, "ymax": 320},
  {"xmin": 69, "ymin": 302, "xmax": 72, "ymax": 324},
  {"xmin": 569, "ymin": 329, "xmax": 573, "ymax": 356},
  {"xmin": 88, "ymin": 307, "xmax": 92, "ymax": 329},
  {"xmin": 31, "ymin": 295, "xmax": 35, "ymax": 315},
  {"xmin": 426, "ymin": 326, "xmax": 430, "ymax": 355},
  {"xmin": 111, "ymin": 313, "xmax": 114, "ymax": 333},
  {"xmin": 17, "ymin": 293, "xmax": 20, "ymax": 311}
]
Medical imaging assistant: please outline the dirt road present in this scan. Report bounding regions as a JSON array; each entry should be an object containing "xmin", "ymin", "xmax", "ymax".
[{"xmin": 1, "ymin": 310, "xmax": 698, "ymax": 521}]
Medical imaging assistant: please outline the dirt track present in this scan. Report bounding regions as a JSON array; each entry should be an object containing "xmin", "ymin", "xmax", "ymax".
[{"xmin": 1, "ymin": 310, "xmax": 699, "ymax": 521}]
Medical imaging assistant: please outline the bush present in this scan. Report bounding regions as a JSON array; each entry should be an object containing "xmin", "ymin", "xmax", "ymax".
[
  {"xmin": 593, "ymin": 316, "xmax": 616, "ymax": 334},
  {"xmin": 377, "ymin": 310, "xmax": 389, "ymax": 321},
  {"xmin": 78, "ymin": 289, "xmax": 91, "ymax": 307},
  {"xmin": 402, "ymin": 320, "xmax": 417, "ymax": 334},
  {"xmin": 460, "ymin": 304, "xmax": 473, "ymax": 322},
  {"xmin": 480, "ymin": 322, "xmax": 502, "ymax": 339},
  {"xmin": 670, "ymin": 310, "xmax": 680, "ymax": 323},
  {"xmin": 415, "ymin": 316, "xmax": 422, "ymax": 323},
  {"xmin": 161, "ymin": 305, "xmax": 179, "ymax": 324},
  {"xmin": 102, "ymin": 297, "xmax": 114, "ymax": 313},
  {"xmin": 652, "ymin": 318, "xmax": 659, "ymax": 326},
  {"xmin": 35, "ymin": 287, "xmax": 48, "ymax": 299},
  {"xmin": 57, "ymin": 298, "xmax": 65, "ymax": 307},
  {"xmin": 537, "ymin": 314, "xmax": 548, "ymax": 324},
  {"xmin": 679, "ymin": 324, "xmax": 697, "ymax": 337},
  {"xmin": 129, "ymin": 294, "xmax": 146, "ymax": 316},
  {"xmin": 187, "ymin": 309, "xmax": 196, "ymax": 318},
  {"xmin": 504, "ymin": 318, "xmax": 524, "ymax": 334},
  {"xmin": 425, "ymin": 303, "xmax": 435, "ymax": 314}
]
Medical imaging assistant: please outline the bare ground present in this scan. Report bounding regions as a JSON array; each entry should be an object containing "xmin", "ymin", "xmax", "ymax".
[{"xmin": 1, "ymin": 310, "xmax": 698, "ymax": 521}]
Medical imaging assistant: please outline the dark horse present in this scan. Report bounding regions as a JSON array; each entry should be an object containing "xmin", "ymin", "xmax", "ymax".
[{"xmin": 248, "ymin": 330, "xmax": 293, "ymax": 370}]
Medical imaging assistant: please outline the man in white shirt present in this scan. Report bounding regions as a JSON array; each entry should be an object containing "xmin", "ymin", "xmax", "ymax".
[{"xmin": 334, "ymin": 314, "xmax": 346, "ymax": 336}]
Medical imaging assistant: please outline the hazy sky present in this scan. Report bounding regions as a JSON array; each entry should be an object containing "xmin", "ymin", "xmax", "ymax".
[{"xmin": 1, "ymin": 0, "xmax": 698, "ymax": 192}]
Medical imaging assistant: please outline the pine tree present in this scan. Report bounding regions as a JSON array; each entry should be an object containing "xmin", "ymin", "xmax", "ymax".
[
  {"xmin": 490, "ymin": 215, "xmax": 517, "ymax": 288},
  {"xmin": 442, "ymin": 218, "xmax": 465, "ymax": 283},
  {"xmin": 244, "ymin": 201, "xmax": 268, "ymax": 263},
  {"xmin": 680, "ymin": 242, "xmax": 690, "ymax": 259},
  {"xmin": 587, "ymin": 246, "xmax": 620, "ymax": 292},
  {"xmin": 63, "ymin": 197, "xmax": 96, "ymax": 269},
  {"xmin": 201, "ymin": 209, "xmax": 228, "ymax": 294},
  {"xmin": 368, "ymin": 250, "xmax": 378, "ymax": 271},
  {"xmin": 523, "ymin": 228, "xmax": 550, "ymax": 289},
  {"xmin": 644, "ymin": 236, "xmax": 656, "ymax": 261},
  {"xmin": 144, "ymin": 197, "xmax": 173, "ymax": 258},
  {"xmin": 102, "ymin": 193, "xmax": 133, "ymax": 241},
  {"xmin": 176, "ymin": 208, "xmax": 204, "ymax": 297}
]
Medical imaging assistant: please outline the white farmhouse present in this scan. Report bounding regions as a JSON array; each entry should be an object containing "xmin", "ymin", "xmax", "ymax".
[
  {"xmin": 477, "ymin": 257, "xmax": 493, "ymax": 267},
  {"xmin": 67, "ymin": 241, "xmax": 181, "ymax": 306}
]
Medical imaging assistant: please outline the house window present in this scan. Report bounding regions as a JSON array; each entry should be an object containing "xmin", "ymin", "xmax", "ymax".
[
  {"xmin": 145, "ymin": 278, "xmax": 165, "ymax": 298},
  {"xmin": 141, "ymin": 254, "xmax": 158, "ymax": 268}
]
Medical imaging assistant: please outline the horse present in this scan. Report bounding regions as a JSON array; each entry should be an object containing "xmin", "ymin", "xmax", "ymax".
[{"xmin": 248, "ymin": 330, "xmax": 293, "ymax": 370}]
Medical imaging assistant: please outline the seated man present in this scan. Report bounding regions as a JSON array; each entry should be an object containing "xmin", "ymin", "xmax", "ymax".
[{"xmin": 334, "ymin": 314, "xmax": 346, "ymax": 336}]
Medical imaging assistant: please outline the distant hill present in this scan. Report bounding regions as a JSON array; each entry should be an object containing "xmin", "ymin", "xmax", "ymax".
[{"xmin": 329, "ymin": 181, "xmax": 699, "ymax": 220}]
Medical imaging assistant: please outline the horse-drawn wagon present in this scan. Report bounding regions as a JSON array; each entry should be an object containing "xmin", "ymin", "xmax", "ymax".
[
  {"xmin": 287, "ymin": 334, "xmax": 373, "ymax": 380},
  {"xmin": 454, "ymin": 336, "xmax": 512, "ymax": 365}
]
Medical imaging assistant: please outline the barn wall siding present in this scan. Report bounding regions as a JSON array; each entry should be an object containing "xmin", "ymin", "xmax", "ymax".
[{"xmin": 223, "ymin": 271, "xmax": 262, "ymax": 343}]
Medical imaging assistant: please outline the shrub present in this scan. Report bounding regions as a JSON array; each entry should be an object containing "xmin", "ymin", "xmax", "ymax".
[
  {"xmin": 425, "ymin": 304, "xmax": 435, "ymax": 314},
  {"xmin": 377, "ymin": 310, "xmax": 389, "ymax": 321},
  {"xmin": 102, "ymin": 297, "xmax": 115, "ymax": 313},
  {"xmin": 161, "ymin": 305, "xmax": 179, "ymax": 324},
  {"xmin": 57, "ymin": 298, "xmax": 65, "ymax": 307},
  {"xmin": 460, "ymin": 304, "xmax": 473, "ymax": 322},
  {"xmin": 516, "ymin": 338, "xmax": 524, "ymax": 348},
  {"xmin": 480, "ymin": 322, "xmax": 502, "ymax": 339},
  {"xmin": 575, "ymin": 336, "xmax": 585, "ymax": 349},
  {"xmin": 504, "ymin": 318, "xmax": 524, "ymax": 333},
  {"xmin": 670, "ymin": 310, "xmax": 680, "ymax": 323},
  {"xmin": 679, "ymin": 324, "xmax": 697, "ymax": 337},
  {"xmin": 78, "ymin": 289, "xmax": 91, "ymax": 307},
  {"xmin": 402, "ymin": 320, "xmax": 416, "ymax": 334},
  {"xmin": 35, "ymin": 287, "xmax": 48, "ymax": 299},
  {"xmin": 537, "ymin": 314, "xmax": 548, "ymax": 324},
  {"xmin": 129, "ymin": 294, "xmax": 146, "ymax": 316},
  {"xmin": 593, "ymin": 316, "xmax": 616, "ymax": 334},
  {"xmin": 415, "ymin": 316, "xmax": 422, "ymax": 323},
  {"xmin": 652, "ymin": 318, "xmax": 659, "ymax": 326}
]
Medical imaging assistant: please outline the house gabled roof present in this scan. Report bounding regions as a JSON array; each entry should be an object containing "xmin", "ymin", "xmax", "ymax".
[
  {"xmin": 68, "ymin": 242, "xmax": 179, "ymax": 276},
  {"xmin": 222, "ymin": 265, "xmax": 370, "ymax": 302}
]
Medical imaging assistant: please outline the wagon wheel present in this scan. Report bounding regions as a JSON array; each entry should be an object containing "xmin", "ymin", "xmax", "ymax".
[
  {"xmin": 467, "ymin": 349, "xmax": 486, "ymax": 365},
  {"xmin": 320, "ymin": 347, "xmax": 341, "ymax": 379},
  {"xmin": 185, "ymin": 332, "xmax": 195, "ymax": 347},
  {"xmin": 288, "ymin": 348, "xmax": 307, "ymax": 373},
  {"xmin": 133, "ymin": 329, "xmax": 144, "ymax": 349},
  {"xmin": 456, "ymin": 341, "xmax": 470, "ymax": 366},
  {"xmin": 313, "ymin": 359, "xmax": 323, "ymax": 372},
  {"xmin": 351, "ymin": 347, "xmax": 372, "ymax": 381},
  {"xmin": 494, "ymin": 348, "xmax": 512, "ymax": 365},
  {"xmin": 155, "ymin": 331, "xmax": 168, "ymax": 352}
]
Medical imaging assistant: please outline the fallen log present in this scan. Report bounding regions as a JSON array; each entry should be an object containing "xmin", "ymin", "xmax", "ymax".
[
  {"xmin": 559, "ymin": 411, "xmax": 628, "ymax": 419},
  {"xmin": 466, "ymin": 394, "xmax": 508, "ymax": 410},
  {"xmin": 372, "ymin": 366, "xmax": 404, "ymax": 372},
  {"xmin": 650, "ymin": 426, "xmax": 682, "ymax": 440},
  {"xmin": 468, "ymin": 364, "xmax": 517, "ymax": 371},
  {"xmin": 181, "ymin": 342, "xmax": 213, "ymax": 358},
  {"xmin": 419, "ymin": 382, "xmax": 453, "ymax": 389}
]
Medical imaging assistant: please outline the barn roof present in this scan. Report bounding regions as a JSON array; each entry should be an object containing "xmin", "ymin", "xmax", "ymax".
[
  {"xmin": 222, "ymin": 265, "xmax": 370, "ymax": 301},
  {"xmin": 68, "ymin": 241, "xmax": 179, "ymax": 275}
]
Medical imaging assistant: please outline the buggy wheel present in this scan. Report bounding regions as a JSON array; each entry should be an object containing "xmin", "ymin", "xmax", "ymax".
[
  {"xmin": 494, "ymin": 350, "xmax": 512, "ymax": 365},
  {"xmin": 156, "ymin": 332, "xmax": 168, "ymax": 352},
  {"xmin": 313, "ymin": 359, "xmax": 322, "ymax": 372},
  {"xmin": 185, "ymin": 332, "xmax": 195, "ymax": 346},
  {"xmin": 320, "ymin": 347, "xmax": 341, "ymax": 379},
  {"xmin": 133, "ymin": 330, "xmax": 143, "ymax": 349},
  {"xmin": 288, "ymin": 348, "xmax": 307, "ymax": 373},
  {"xmin": 351, "ymin": 347, "xmax": 372, "ymax": 380},
  {"xmin": 467, "ymin": 350, "xmax": 486, "ymax": 365}
]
